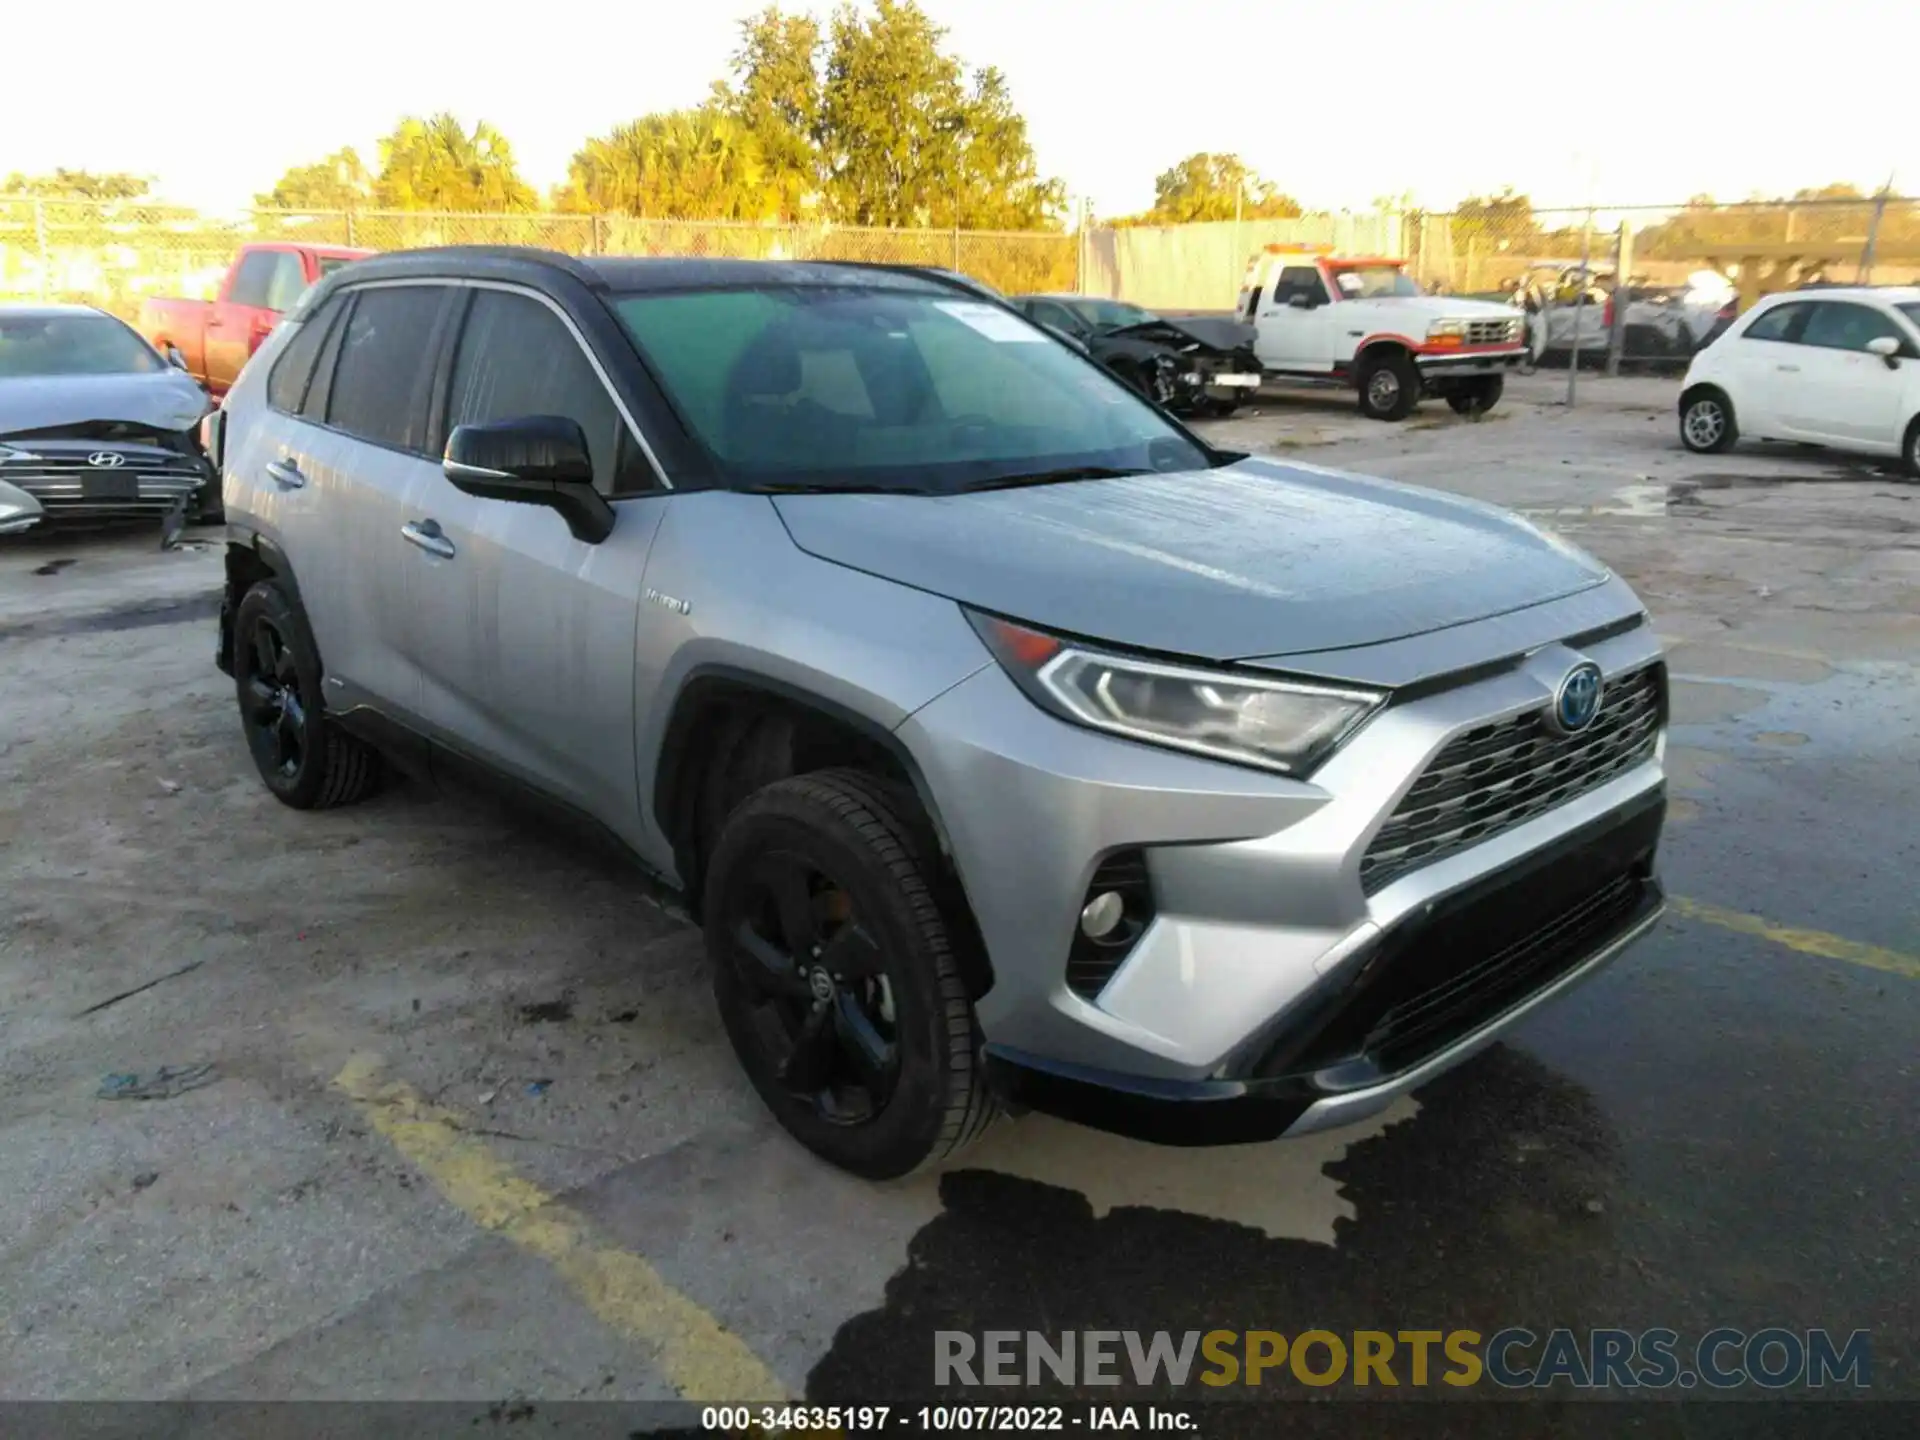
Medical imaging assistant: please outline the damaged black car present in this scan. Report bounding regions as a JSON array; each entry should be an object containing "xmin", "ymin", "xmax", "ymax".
[
  {"xmin": 0, "ymin": 303, "xmax": 218, "ymax": 535},
  {"xmin": 1010, "ymin": 294, "xmax": 1263, "ymax": 416}
]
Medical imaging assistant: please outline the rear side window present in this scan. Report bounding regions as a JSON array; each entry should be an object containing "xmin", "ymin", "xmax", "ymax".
[
  {"xmin": 1742, "ymin": 303, "xmax": 1807, "ymax": 343},
  {"xmin": 444, "ymin": 289, "xmax": 641, "ymax": 494},
  {"xmin": 262, "ymin": 253, "xmax": 309, "ymax": 313},
  {"xmin": 227, "ymin": 251, "xmax": 280, "ymax": 308},
  {"xmin": 266, "ymin": 295, "xmax": 344, "ymax": 416},
  {"xmin": 324, "ymin": 286, "xmax": 446, "ymax": 452}
]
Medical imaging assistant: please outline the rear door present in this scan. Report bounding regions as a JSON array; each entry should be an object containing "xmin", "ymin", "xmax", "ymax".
[
  {"xmin": 1785, "ymin": 301, "xmax": 1913, "ymax": 448},
  {"xmin": 1255, "ymin": 265, "xmax": 1335, "ymax": 371},
  {"xmin": 287, "ymin": 281, "xmax": 457, "ymax": 716},
  {"xmin": 206, "ymin": 250, "xmax": 304, "ymax": 393},
  {"xmin": 403, "ymin": 284, "xmax": 669, "ymax": 830}
]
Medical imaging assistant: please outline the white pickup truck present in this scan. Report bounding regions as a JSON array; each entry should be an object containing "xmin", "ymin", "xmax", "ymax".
[{"xmin": 1237, "ymin": 249, "xmax": 1528, "ymax": 420}]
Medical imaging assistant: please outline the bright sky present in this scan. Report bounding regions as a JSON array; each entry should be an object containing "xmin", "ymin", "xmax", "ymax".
[{"xmin": 6, "ymin": 0, "xmax": 1911, "ymax": 217}]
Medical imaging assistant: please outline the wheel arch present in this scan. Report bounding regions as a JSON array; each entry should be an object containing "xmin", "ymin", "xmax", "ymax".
[
  {"xmin": 220, "ymin": 532, "xmax": 302, "ymax": 677},
  {"xmin": 650, "ymin": 666, "xmax": 992, "ymax": 997}
]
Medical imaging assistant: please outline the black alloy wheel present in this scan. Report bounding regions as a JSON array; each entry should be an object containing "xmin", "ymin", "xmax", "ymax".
[
  {"xmin": 727, "ymin": 845, "xmax": 901, "ymax": 1125},
  {"xmin": 242, "ymin": 612, "xmax": 310, "ymax": 782}
]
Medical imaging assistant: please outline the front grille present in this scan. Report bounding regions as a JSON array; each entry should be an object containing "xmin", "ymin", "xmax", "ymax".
[
  {"xmin": 1466, "ymin": 318, "xmax": 1521, "ymax": 345},
  {"xmin": 5, "ymin": 453, "xmax": 206, "ymax": 515},
  {"xmin": 1360, "ymin": 663, "xmax": 1665, "ymax": 896},
  {"xmin": 1250, "ymin": 793, "xmax": 1664, "ymax": 1083},
  {"xmin": 1364, "ymin": 868, "xmax": 1646, "ymax": 1073}
]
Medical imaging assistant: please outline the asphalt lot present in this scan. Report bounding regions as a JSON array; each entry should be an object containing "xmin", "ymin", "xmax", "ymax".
[{"xmin": 1, "ymin": 371, "xmax": 1915, "ymax": 1431}]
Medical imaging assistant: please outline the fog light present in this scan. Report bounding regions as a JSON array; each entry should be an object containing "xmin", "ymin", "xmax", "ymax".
[{"xmin": 1080, "ymin": 891, "xmax": 1125, "ymax": 940}]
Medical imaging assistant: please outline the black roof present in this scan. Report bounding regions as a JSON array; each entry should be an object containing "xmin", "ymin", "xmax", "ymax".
[{"xmin": 323, "ymin": 245, "xmax": 976, "ymax": 296}]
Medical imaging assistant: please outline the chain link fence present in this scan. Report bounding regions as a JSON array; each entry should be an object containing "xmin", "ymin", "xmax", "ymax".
[
  {"xmin": 0, "ymin": 197, "xmax": 1077, "ymax": 320},
  {"xmin": 5, "ymin": 192, "xmax": 1914, "ymax": 375},
  {"xmin": 1406, "ymin": 196, "xmax": 1920, "ymax": 370}
]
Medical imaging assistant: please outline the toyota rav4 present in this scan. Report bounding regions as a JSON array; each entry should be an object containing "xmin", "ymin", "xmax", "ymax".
[{"xmin": 213, "ymin": 246, "xmax": 1668, "ymax": 1179}]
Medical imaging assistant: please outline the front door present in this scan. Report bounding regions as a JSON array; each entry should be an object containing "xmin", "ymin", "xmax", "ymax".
[
  {"xmin": 1255, "ymin": 265, "xmax": 1336, "ymax": 371},
  {"xmin": 1784, "ymin": 301, "xmax": 1913, "ymax": 448},
  {"xmin": 403, "ymin": 285, "xmax": 668, "ymax": 835}
]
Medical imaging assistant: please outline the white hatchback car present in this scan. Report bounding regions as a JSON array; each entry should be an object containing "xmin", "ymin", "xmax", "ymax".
[{"xmin": 1678, "ymin": 286, "xmax": 1920, "ymax": 475}]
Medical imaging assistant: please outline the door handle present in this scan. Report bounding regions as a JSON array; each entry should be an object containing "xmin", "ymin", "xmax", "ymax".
[
  {"xmin": 401, "ymin": 519, "xmax": 456, "ymax": 559},
  {"xmin": 1777, "ymin": 364, "xmax": 1799, "ymax": 372},
  {"xmin": 264, "ymin": 458, "xmax": 305, "ymax": 488}
]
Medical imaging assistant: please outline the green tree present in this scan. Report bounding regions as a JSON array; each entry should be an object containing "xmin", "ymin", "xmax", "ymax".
[
  {"xmin": 716, "ymin": 6, "xmax": 824, "ymax": 219},
  {"xmin": 1450, "ymin": 188, "xmax": 1538, "ymax": 247},
  {"xmin": 373, "ymin": 114, "xmax": 538, "ymax": 211},
  {"xmin": 256, "ymin": 148, "xmax": 373, "ymax": 210},
  {"xmin": 560, "ymin": 108, "xmax": 775, "ymax": 221},
  {"xmin": 3, "ymin": 169, "xmax": 151, "ymax": 200},
  {"xmin": 1115, "ymin": 154, "xmax": 1300, "ymax": 225},
  {"xmin": 814, "ymin": 0, "xmax": 1062, "ymax": 228}
]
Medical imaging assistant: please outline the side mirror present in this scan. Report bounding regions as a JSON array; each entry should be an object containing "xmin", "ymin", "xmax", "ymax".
[
  {"xmin": 164, "ymin": 344, "xmax": 189, "ymax": 371},
  {"xmin": 1866, "ymin": 335, "xmax": 1901, "ymax": 368},
  {"xmin": 443, "ymin": 415, "xmax": 615, "ymax": 545},
  {"xmin": 1286, "ymin": 294, "xmax": 1315, "ymax": 310}
]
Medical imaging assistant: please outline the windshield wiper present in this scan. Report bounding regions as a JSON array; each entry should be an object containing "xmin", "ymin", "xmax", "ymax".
[{"xmin": 962, "ymin": 466, "xmax": 1152, "ymax": 493}]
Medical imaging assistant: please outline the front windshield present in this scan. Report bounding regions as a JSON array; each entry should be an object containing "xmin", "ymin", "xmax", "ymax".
[
  {"xmin": 613, "ymin": 284, "xmax": 1210, "ymax": 494},
  {"xmin": 0, "ymin": 312, "xmax": 164, "ymax": 378},
  {"xmin": 1065, "ymin": 298, "xmax": 1156, "ymax": 331},
  {"xmin": 1330, "ymin": 265, "xmax": 1423, "ymax": 300}
]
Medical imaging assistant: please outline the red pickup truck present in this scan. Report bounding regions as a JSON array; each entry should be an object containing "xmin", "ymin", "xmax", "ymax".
[{"xmin": 139, "ymin": 241, "xmax": 369, "ymax": 398}]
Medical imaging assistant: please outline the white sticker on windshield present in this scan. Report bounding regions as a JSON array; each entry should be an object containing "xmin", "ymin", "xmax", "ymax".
[{"xmin": 936, "ymin": 300, "xmax": 1045, "ymax": 342}]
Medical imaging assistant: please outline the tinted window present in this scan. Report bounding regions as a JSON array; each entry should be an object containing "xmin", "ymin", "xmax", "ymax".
[
  {"xmin": 227, "ymin": 251, "xmax": 281, "ymax": 308},
  {"xmin": 0, "ymin": 311, "xmax": 163, "ymax": 377},
  {"xmin": 1272, "ymin": 266, "xmax": 1326, "ymax": 304},
  {"xmin": 445, "ymin": 290, "xmax": 638, "ymax": 494},
  {"xmin": 263, "ymin": 253, "xmax": 309, "ymax": 313},
  {"xmin": 1798, "ymin": 301, "xmax": 1905, "ymax": 352},
  {"xmin": 324, "ymin": 286, "xmax": 445, "ymax": 451},
  {"xmin": 612, "ymin": 284, "xmax": 1206, "ymax": 494},
  {"xmin": 1742, "ymin": 303, "xmax": 1806, "ymax": 343},
  {"xmin": 1029, "ymin": 301, "xmax": 1080, "ymax": 332},
  {"xmin": 1899, "ymin": 303, "xmax": 1920, "ymax": 332},
  {"xmin": 266, "ymin": 295, "xmax": 343, "ymax": 415},
  {"xmin": 316, "ymin": 255, "xmax": 359, "ymax": 280}
]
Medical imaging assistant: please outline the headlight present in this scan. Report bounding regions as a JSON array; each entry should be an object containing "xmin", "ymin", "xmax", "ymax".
[
  {"xmin": 0, "ymin": 443, "xmax": 41, "ymax": 463},
  {"xmin": 1426, "ymin": 320, "xmax": 1466, "ymax": 339},
  {"xmin": 967, "ymin": 611, "xmax": 1385, "ymax": 776}
]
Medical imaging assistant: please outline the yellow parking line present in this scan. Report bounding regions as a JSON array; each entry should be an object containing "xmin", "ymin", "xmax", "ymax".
[
  {"xmin": 333, "ymin": 1055, "xmax": 788, "ymax": 1401},
  {"xmin": 1670, "ymin": 897, "xmax": 1920, "ymax": 981}
]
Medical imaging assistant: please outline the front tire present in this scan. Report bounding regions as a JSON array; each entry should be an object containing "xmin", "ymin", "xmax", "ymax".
[
  {"xmin": 1357, "ymin": 349, "xmax": 1420, "ymax": 421},
  {"xmin": 1903, "ymin": 418, "xmax": 1919, "ymax": 479},
  {"xmin": 1680, "ymin": 388, "xmax": 1738, "ymax": 454},
  {"xmin": 1445, "ymin": 375, "xmax": 1504, "ymax": 416},
  {"xmin": 704, "ymin": 769, "xmax": 996, "ymax": 1179},
  {"xmin": 232, "ymin": 581, "xmax": 381, "ymax": 810}
]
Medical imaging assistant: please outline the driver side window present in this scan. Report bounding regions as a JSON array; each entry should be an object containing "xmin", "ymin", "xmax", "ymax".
[{"xmin": 1271, "ymin": 266, "xmax": 1326, "ymax": 307}]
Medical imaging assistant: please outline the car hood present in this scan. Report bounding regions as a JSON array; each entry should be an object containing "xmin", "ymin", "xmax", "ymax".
[
  {"xmin": 772, "ymin": 459, "xmax": 1610, "ymax": 663},
  {"xmin": 1105, "ymin": 315, "xmax": 1257, "ymax": 353},
  {"xmin": 1343, "ymin": 294, "xmax": 1521, "ymax": 321},
  {"xmin": 0, "ymin": 372, "xmax": 210, "ymax": 440}
]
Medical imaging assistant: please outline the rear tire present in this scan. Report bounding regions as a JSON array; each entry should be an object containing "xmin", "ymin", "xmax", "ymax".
[
  {"xmin": 1680, "ymin": 387, "xmax": 1738, "ymax": 454},
  {"xmin": 1357, "ymin": 349, "xmax": 1420, "ymax": 421},
  {"xmin": 704, "ymin": 769, "xmax": 996, "ymax": 1179},
  {"xmin": 232, "ymin": 581, "xmax": 381, "ymax": 810},
  {"xmin": 1445, "ymin": 375, "xmax": 1504, "ymax": 416}
]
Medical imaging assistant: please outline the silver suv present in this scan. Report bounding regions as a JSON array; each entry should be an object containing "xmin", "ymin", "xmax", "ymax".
[{"xmin": 213, "ymin": 248, "xmax": 1669, "ymax": 1179}]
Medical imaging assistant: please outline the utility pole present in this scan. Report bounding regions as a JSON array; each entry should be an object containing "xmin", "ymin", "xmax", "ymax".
[
  {"xmin": 1567, "ymin": 208, "xmax": 1593, "ymax": 407},
  {"xmin": 1858, "ymin": 173, "xmax": 1896, "ymax": 284}
]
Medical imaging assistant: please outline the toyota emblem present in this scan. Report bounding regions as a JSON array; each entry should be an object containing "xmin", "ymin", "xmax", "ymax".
[{"xmin": 87, "ymin": 451, "xmax": 126, "ymax": 468}]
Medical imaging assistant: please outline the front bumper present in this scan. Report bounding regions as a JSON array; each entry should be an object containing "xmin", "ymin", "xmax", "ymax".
[
  {"xmin": 898, "ymin": 599, "xmax": 1667, "ymax": 1141},
  {"xmin": 0, "ymin": 440, "xmax": 212, "ymax": 522},
  {"xmin": 1414, "ymin": 347, "xmax": 1527, "ymax": 375}
]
